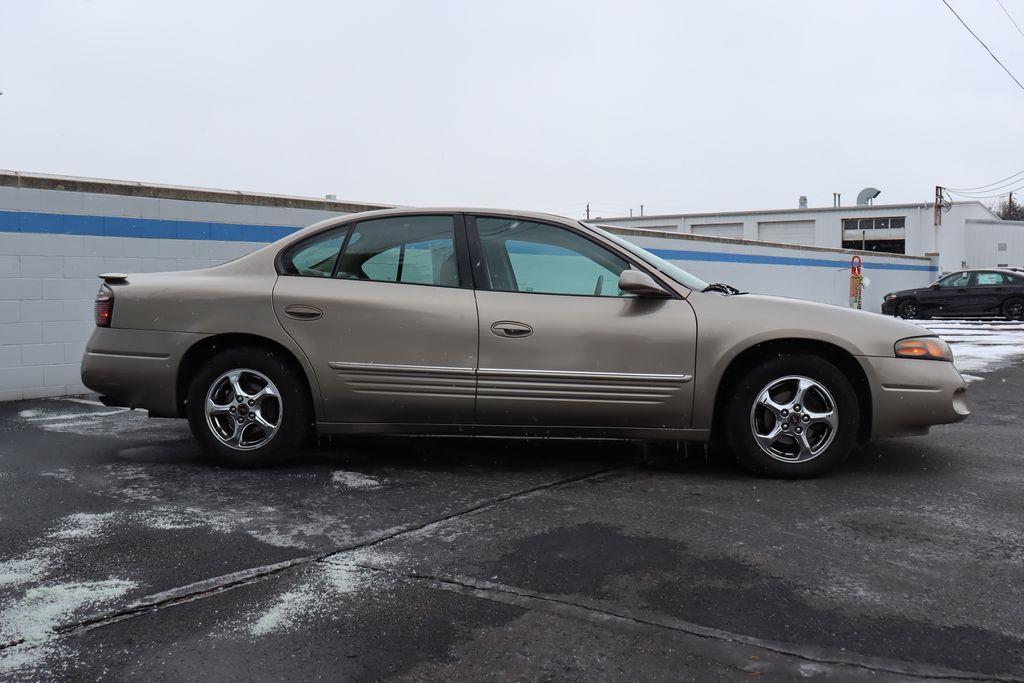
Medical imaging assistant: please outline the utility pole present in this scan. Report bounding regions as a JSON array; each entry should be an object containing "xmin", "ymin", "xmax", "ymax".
[
  {"xmin": 640, "ymin": 204, "xmax": 644, "ymax": 217},
  {"xmin": 629, "ymin": 208, "xmax": 633, "ymax": 217},
  {"xmin": 1009, "ymin": 191, "xmax": 1014, "ymax": 219},
  {"xmin": 934, "ymin": 186, "xmax": 942, "ymax": 226},
  {"xmin": 586, "ymin": 203, "xmax": 590, "ymax": 220}
]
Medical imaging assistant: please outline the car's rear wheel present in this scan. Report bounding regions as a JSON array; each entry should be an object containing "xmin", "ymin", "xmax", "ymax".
[
  {"xmin": 722, "ymin": 354, "xmax": 860, "ymax": 478},
  {"xmin": 897, "ymin": 299, "xmax": 924, "ymax": 319},
  {"xmin": 1003, "ymin": 297, "xmax": 1024, "ymax": 320},
  {"xmin": 186, "ymin": 346, "xmax": 311, "ymax": 467}
]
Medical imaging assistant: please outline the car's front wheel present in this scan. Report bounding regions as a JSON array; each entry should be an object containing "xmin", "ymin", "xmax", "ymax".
[
  {"xmin": 722, "ymin": 354, "xmax": 860, "ymax": 478},
  {"xmin": 186, "ymin": 346, "xmax": 311, "ymax": 467}
]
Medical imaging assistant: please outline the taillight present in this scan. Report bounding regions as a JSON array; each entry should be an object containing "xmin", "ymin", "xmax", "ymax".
[{"xmin": 95, "ymin": 284, "xmax": 114, "ymax": 327}]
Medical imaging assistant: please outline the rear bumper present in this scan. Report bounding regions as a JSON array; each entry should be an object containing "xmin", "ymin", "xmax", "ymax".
[
  {"xmin": 857, "ymin": 356, "xmax": 969, "ymax": 437},
  {"xmin": 81, "ymin": 328, "xmax": 208, "ymax": 417}
]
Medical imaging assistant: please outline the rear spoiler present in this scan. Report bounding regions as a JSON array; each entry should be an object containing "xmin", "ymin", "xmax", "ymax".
[{"xmin": 98, "ymin": 272, "xmax": 128, "ymax": 283}]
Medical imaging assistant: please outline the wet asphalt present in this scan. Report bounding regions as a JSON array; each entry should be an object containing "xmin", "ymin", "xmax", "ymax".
[{"xmin": 0, "ymin": 364, "xmax": 1023, "ymax": 681}]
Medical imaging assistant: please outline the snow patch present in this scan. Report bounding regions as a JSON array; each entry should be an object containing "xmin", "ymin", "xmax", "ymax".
[
  {"xmin": 0, "ymin": 579, "xmax": 135, "ymax": 675},
  {"xmin": 331, "ymin": 471, "xmax": 382, "ymax": 490},
  {"xmin": 0, "ymin": 554, "xmax": 52, "ymax": 588},
  {"xmin": 47, "ymin": 512, "xmax": 115, "ymax": 540},
  {"xmin": 246, "ymin": 549, "xmax": 399, "ymax": 637}
]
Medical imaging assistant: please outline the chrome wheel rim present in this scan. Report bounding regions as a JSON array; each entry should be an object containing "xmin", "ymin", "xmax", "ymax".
[
  {"xmin": 749, "ymin": 375, "xmax": 838, "ymax": 463},
  {"xmin": 901, "ymin": 302, "xmax": 917, "ymax": 318},
  {"xmin": 1008, "ymin": 301, "xmax": 1023, "ymax": 319},
  {"xmin": 205, "ymin": 368, "xmax": 282, "ymax": 451}
]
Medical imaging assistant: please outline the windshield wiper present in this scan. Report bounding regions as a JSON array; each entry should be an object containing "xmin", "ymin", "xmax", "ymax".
[{"xmin": 702, "ymin": 282, "xmax": 742, "ymax": 295}]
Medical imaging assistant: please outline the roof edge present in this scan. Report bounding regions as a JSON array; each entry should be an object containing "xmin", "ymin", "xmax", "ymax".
[{"xmin": 0, "ymin": 169, "xmax": 397, "ymax": 214}]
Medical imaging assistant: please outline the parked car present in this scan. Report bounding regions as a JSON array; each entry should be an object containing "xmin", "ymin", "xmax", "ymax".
[
  {"xmin": 881, "ymin": 269, "xmax": 1024, "ymax": 320},
  {"xmin": 81, "ymin": 209, "xmax": 968, "ymax": 477}
]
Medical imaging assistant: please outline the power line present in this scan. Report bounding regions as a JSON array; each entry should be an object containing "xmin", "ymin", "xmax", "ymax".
[
  {"xmin": 946, "ymin": 167, "xmax": 1024, "ymax": 191},
  {"xmin": 946, "ymin": 181, "xmax": 1024, "ymax": 199},
  {"xmin": 996, "ymin": 0, "xmax": 1024, "ymax": 41},
  {"xmin": 940, "ymin": 0, "xmax": 1024, "ymax": 93}
]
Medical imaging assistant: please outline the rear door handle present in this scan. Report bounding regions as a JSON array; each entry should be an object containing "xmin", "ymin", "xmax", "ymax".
[
  {"xmin": 490, "ymin": 321, "xmax": 533, "ymax": 338},
  {"xmin": 284, "ymin": 305, "xmax": 323, "ymax": 321}
]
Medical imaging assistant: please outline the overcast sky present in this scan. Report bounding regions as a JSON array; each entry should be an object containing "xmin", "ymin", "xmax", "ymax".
[{"xmin": 2, "ymin": 1, "xmax": 1023, "ymax": 217}]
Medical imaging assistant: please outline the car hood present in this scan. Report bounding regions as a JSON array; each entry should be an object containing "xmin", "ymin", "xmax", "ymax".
[
  {"xmin": 689, "ymin": 292, "xmax": 933, "ymax": 358},
  {"xmin": 885, "ymin": 287, "xmax": 923, "ymax": 298}
]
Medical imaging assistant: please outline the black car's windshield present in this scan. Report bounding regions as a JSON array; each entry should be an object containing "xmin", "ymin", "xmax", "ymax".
[{"xmin": 590, "ymin": 225, "xmax": 710, "ymax": 292}]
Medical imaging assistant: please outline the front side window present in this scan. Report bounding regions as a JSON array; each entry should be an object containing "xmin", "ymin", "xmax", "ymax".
[
  {"xmin": 280, "ymin": 228, "xmax": 346, "ymax": 277},
  {"xmin": 335, "ymin": 215, "xmax": 459, "ymax": 287},
  {"xmin": 475, "ymin": 218, "xmax": 630, "ymax": 297},
  {"xmin": 975, "ymin": 272, "xmax": 1007, "ymax": 286},
  {"xmin": 938, "ymin": 272, "xmax": 971, "ymax": 288}
]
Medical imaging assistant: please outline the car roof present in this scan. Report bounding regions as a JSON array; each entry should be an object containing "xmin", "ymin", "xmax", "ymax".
[{"xmin": 281, "ymin": 207, "xmax": 584, "ymax": 244}]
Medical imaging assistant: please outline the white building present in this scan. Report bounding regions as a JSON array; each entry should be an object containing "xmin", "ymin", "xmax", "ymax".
[{"xmin": 587, "ymin": 200, "xmax": 1024, "ymax": 274}]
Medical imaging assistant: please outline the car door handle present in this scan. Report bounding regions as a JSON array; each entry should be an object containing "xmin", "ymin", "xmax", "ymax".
[
  {"xmin": 490, "ymin": 321, "xmax": 533, "ymax": 338},
  {"xmin": 284, "ymin": 305, "xmax": 323, "ymax": 321}
]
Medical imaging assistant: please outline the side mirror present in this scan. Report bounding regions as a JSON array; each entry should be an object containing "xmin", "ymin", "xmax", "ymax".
[
  {"xmin": 930, "ymin": 283, "xmax": 940, "ymax": 290},
  {"xmin": 619, "ymin": 270, "xmax": 671, "ymax": 297}
]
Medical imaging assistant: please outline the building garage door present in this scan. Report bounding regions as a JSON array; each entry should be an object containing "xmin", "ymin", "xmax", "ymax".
[
  {"xmin": 691, "ymin": 222, "xmax": 743, "ymax": 239},
  {"xmin": 758, "ymin": 220, "xmax": 815, "ymax": 245}
]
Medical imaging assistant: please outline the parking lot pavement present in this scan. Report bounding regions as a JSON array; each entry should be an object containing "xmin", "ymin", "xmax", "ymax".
[{"xmin": 1, "ymin": 345, "xmax": 1024, "ymax": 679}]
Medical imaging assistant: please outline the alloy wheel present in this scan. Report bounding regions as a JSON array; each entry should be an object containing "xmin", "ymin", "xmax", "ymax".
[
  {"xmin": 204, "ymin": 368, "xmax": 282, "ymax": 451},
  {"xmin": 749, "ymin": 375, "xmax": 839, "ymax": 463}
]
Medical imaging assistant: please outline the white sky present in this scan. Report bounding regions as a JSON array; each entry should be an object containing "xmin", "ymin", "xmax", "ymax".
[{"xmin": 2, "ymin": 0, "xmax": 1023, "ymax": 218}]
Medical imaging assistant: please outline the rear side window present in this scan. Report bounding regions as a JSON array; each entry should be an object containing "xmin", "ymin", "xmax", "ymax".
[
  {"xmin": 280, "ymin": 228, "xmax": 346, "ymax": 277},
  {"xmin": 975, "ymin": 272, "xmax": 1008, "ymax": 286},
  {"xmin": 335, "ymin": 216, "xmax": 459, "ymax": 287}
]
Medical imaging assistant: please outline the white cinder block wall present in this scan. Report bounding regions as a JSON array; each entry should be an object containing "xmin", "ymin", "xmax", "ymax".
[
  {"xmin": 1, "ymin": 171, "xmax": 938, "ymax": 402},
  {"xmin": 0, "ymin": 171, "xmax": 388, "ymax": 401}
]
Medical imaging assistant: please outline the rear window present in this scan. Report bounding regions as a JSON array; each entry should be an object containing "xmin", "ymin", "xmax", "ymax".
[{"xmin": 280, "ymin": 228, "xmax": 347, "ymax": 277}]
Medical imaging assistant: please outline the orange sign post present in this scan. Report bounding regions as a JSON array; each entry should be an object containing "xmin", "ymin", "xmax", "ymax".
[{"xmin": 849, "ymin": 256, "xmax": 864, "ymax": 309}]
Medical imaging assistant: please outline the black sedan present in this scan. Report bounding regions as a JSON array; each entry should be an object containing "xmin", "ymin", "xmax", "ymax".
[{"xmin": 882, "ymin": 269, "xmax": 1024, "ymax": 320}]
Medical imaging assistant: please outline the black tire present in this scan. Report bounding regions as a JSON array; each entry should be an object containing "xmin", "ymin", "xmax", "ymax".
[
  {"xmin": 1003, "ymin": 297, "xmax": 1024, "ymax": 321},
  {"xmin": 897, "ymin": 299, "xmax": 924, "ymax": 320},
  {"xmin": 186, "ymin": 346, "xmax": 312, "ymax": 467},
  {"xmin": 721, "ymin": 354, "xmax": 860, "ymax": 478}
]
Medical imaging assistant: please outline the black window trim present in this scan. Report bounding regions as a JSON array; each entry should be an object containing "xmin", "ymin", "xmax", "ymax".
[{"xmin": 464, "ymin": 213, "xmax": 682, "ymax": 300}]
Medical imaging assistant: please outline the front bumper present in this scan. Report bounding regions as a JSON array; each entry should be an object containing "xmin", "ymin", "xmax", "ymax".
[
  {"xmin": 857, "ymin": 356, "xmax": 969, "ymax": 437},
  {"xmin": 880, "ymin": 298, "xmax": 898, "ymax": 316},
  {"xmin": 81, "ymin": 328, "xmax": 209, "ymax": 417}
]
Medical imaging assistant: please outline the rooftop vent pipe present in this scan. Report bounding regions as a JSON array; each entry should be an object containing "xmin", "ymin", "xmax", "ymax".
[{"xmin": 856, "ymin": 187, "xmax": 881, "ymax": 206}]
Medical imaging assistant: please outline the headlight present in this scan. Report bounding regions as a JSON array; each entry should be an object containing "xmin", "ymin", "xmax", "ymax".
[
  {"xmin": 895, "ymin": 336, "xmax": 953, "ymax": 362},
  {"xmin": 884, "ymin": 293, "xmax": 897, "ymax": 300}
]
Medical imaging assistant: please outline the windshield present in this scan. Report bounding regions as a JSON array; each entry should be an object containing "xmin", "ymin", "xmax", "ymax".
[{"xmin": 590, "ymin": 225, "xmax": 710, "ymax": 292}]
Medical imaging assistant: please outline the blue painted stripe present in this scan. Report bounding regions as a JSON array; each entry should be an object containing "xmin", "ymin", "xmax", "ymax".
[
  {"xmin": 647, "ymin": 248, "xmax": 938, "ymax": 272},
  {"xmin": 0, "ymin": 209, "xmax": 938, "ymax": 273},
  {"xmin": 0, "ymin": 209, "xmax": 299, "ymax": 243}
]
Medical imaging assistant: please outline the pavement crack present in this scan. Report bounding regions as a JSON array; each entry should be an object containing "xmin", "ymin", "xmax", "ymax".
[
  {"xmin": 0, "ymin": 464, "xmax": 627, "ymax": 651},
  {"xmin": 379, "ymin": 569, "xmax": 1018, "ymax": 683}
]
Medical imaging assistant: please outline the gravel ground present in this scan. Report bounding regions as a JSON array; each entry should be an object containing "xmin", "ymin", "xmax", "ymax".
[{"xmin": 0, "ymin": 321, "xmax": 1022, "ymax": 680}]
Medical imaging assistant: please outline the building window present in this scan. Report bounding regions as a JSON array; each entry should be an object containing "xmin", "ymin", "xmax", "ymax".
[
  {"xmin": 841, "ymin": 238, "xmax": 905, "ymax": 254},
  {"xmin": 841, "ymin": 217, "xmax": 906, "ymax": 231}
]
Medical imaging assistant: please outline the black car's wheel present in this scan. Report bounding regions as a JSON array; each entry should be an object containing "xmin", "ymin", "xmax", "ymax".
[
  {"xmin": 722, "ymin": 354, "xmax": 860, "ymax": 478},
  {"xmin": 897, "ymin": 299, "xmax": 924, "ymax": 319},
  {"xmin": 1003, "ymin": 298, "xmax": 1024, "ymax": 321},
  {"xmin": 186, "ymin": 346, "xmax": 311, "ymax": 467}
]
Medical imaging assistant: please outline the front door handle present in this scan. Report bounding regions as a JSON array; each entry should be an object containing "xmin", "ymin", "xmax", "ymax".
[
  {"xmin": 284, "ymin": 305, "xmax": 323, "ymax": 321},
  {"xmin": 490, "ymin": 321, "xmax": 533, "ymax": 338}
]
